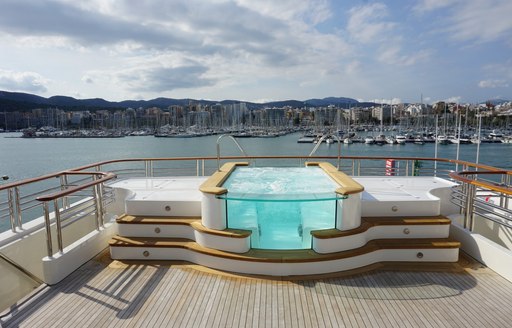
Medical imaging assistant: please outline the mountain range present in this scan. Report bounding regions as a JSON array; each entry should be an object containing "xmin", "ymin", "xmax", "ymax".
[
  {"xmin": 0, "ymin": 90, "xmax": 366, "ymax": 112},
  {"xmin": 2, "ymin": 90, "xmax": 508, "ymax": 112}
]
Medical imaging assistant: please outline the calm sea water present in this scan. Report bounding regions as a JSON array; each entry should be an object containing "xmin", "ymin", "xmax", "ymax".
[{"xmin": 1, "ymin": 132, "xmax": 511, "ymax": 182}]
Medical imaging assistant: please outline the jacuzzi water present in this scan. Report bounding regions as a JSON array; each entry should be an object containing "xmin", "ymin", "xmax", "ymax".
[{"xmin": 221, "ymin": 167, "xmax": 341, "ymax": 249}]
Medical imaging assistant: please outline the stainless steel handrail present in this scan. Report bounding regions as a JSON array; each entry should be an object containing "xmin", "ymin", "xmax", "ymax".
[
  {"xmin": 216, "ymin": 135, "xmax": 250, "ymax": 171},
  {"xmin": 308, "ymin": 134, "xmax": 342, "ymax": 169},
  {"xmin": 36, "ymin": 171, "xmax": 116, "ymax": 256},
  {"xmin": 449, "ymin": 170, "xmax": 512, "ymax": 230}
]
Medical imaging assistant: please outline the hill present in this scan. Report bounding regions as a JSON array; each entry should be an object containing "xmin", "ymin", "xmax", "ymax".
[{"xmin": 0, "ymin": 90, "xmax": 361, "ymax": 112}]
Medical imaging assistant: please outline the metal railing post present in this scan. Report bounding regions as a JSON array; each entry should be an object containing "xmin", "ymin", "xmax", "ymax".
[
  {"xmin": 357, "ymin": 160, "xmax": 361, "ymax": 176},
  {"xmin": 467, "ymin": 184, "xmax": 476, "ymax": 231},
  {"xmin": 351, "ymin": 159, "xmax": 355, "ymax": 176},
  {"xmin": 460, "ymin": 183, "xmax": 467, "ymax": 215},
  {"xmin": 43, "ymin": 201, "xmax": 53, "ymax": 257},
  {"xmin": 336, "ymin": 136, "xmax": 341, "ymax": 170},
  {"xmin": 462, "ymin": 183, "xmax": 468, "ymax": 228},
  {"xmin": 14, "ymin": 186, "xmax": 22, "ymax": 229},
  {"xmin": 145, "ymin": 160, "xmax": 153, "ymax": 177},
  {"xmin": 53, "ymin": 199, "xmax": 64, "ymax": 253},
  {"xmin": 60, "ymin": 174, "xmax": 69, "ymax": 209},
  {"xmin": 7, "ymin": 188, "xmax": 16, "ymax": 232},
  {"xmin": 196, "ymin": 160, "xmax": 200, "ymax": 176},
  {"xmin": 93, "ymin": 175, "xmax": 103, "ymax": 229},
  {"xmin": 462, "ymin": 183, "xmax": 476, "ymax": 231},
  {"xmin": 406, "ymin": 161, "xmax": 409, "ymax": 176}
]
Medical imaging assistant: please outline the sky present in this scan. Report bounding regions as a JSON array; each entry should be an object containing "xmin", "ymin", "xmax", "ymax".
[{"xmin": 0, "ymin": 0, "xmax": 511, "ymax": 104}]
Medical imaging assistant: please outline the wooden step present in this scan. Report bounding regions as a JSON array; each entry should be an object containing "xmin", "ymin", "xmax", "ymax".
[
  {"xmin": 109, "ymin": 235, "xmax": 460, "ymax": 264},
  {"xmin": 116, "ymin": 214, "xmax": 251, "ymax": 238},
  {"xmin": 312, "ymin": 215, "xmax": 451, "ymax": 239},
  {"xmin": 117, "ymin": 214, "xmax": 200, "ymax": 225}
]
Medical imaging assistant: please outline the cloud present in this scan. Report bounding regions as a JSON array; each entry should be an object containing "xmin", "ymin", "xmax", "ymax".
[
  {"xmin": 0, "ymin": 0, "xmax": 348, "ymax": 71},
  {"xmin": 0, "ymin": 0, "xmax": 202, "ymax": 50},
  {"xmin": 0, "ymin": 69, "xmax": 48, "ymax": 93},
  {"xmin": 346, "ymin": 3, "xmax": 429, "ymax": 67},
  {"xmin": 347, "ymin": 3, "xmax": 395, "ymax": 44},
  {"xmin": 445, "ymin": 96, "xmax": 462, "ymax": 103},
  {"xmin": 81, "ymin": 75, "xmax": 94, "ymax": 84},
  {"xmin": 115, "ymin": 64, "xmax": 215, "ymax": 93},
  {"xmin": 413, "ymin": 0, "xmax": 459, "ymax": 14},
  {"xmin": 377, "ymin": 46, "xmax": 430, "ymax": 66},
  {"xmin": 414, "ymin": 0, "xmax": 512, "ymax": 45},
  {"xmin": 368, "ymin": 98, "xmax": 402, "ymax": 105},
  {"xmin": 478, "ymin": 79, "xmax": 509, "ymax": 88},
  {"xmin": 236, "ymin": 0, "xmax": 332, "ymax": 26}
]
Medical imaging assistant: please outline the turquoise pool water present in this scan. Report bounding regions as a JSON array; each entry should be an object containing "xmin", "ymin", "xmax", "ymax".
[{"xmin": 220, "ymin": 167, "xmax": 342, "ymax": 249}]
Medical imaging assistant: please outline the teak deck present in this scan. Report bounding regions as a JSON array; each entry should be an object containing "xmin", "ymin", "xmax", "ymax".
[{"xmin": 2, "ymin": 251, "xmax": 512, "ymax": 328}]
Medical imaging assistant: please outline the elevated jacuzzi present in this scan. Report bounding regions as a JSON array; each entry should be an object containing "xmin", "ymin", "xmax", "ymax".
[
  {"xmin": 110, "ymin": 162, "xmax": 459, "ymax": 276},
  {"xmin": 200, "ymin": 162, "xmax": 365, "ymax": 251}
]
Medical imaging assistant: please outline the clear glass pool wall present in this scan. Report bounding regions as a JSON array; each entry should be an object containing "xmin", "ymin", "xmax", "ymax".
[{"xmin": 219, "ymin": 167, "xmax": 345, "ymax": 250}]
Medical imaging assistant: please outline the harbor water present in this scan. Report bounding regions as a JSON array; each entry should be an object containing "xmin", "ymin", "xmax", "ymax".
[{"xmin": 1, "ymin": 132, "xmax": 511, "ymax": 183}]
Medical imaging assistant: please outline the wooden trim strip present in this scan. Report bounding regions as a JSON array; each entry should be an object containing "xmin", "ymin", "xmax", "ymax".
[
  {"xmin": 116, "ymin": 215, "xmax": 200, "ymax": 225},
  {"xmin": 311, "ymin": 215, "xmax": 451, "ymax": 239},
  {"xmin": 306, "ymin": 161, "xmax": 364, "ymax": 195},
  {"xmin": 109, "ymin": 236, "xmax": 460, "ymax": 263},
  {"xmin": 116, "ymin": 214, "xmax": 251, "ymax": 238},
  {"xmin": 199, "ymin": 162, "xmax": 249, "ymax": 195},
  {"xmin": 449, "ymin": 170, "xmax": 512, "ymax": 195}
]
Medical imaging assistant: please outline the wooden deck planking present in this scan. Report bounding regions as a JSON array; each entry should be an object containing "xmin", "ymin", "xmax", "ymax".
[
  {"xmin": 81, "ymin": 264, "xmax": 152, "ymax": 328},
  {"xmin": 351, "ymin": 277, "xmax": 386, "ymax": 328},
  {"xmin": 196, "ymin": 274, "xmax": 223, "ymax": 328},
  {"xmin": 186, "ymin": 272, "xmax": 215, "ymax": 328},
  {"xmin": 144, "ymin": 267, "xmax": 189, "ymax": 328},
  {"xmin": 3, "ymin": 254, "xmax": 512, "ymax": 328},
  {"xmin": 166, "ymin": 266, "xmax": 202, "ymax": 327},
  {"xmin": 421, "ymin": 272, "xmax": 471, "ymax": 328},
  {"xmin": 434, "ymin": 271, "xmax": 505, "ymax": 328},
  {"xmin": 357, "ymin": 275, "xmax": 397, "ymax": 328}
]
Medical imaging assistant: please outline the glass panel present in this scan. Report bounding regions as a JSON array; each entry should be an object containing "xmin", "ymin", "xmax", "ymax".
[
  {"xmin": 225, "ymin": 197, "xmax": 339, "ymax": 250},
  {"xmin": 219, "ymin": 166, "xmax": 345, "ymax": 249}
]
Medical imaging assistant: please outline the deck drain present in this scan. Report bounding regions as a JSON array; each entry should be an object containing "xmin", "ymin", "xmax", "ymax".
[
  {"xmin": 403, "ymin": 228, "xmax": 410, "ymax": 235},
  {"xmin": 143, "ymin": 251, "xmax": 150, "ymax": 257},
  {"xmin": 155, "ymin": 227, "xmax": 161, "ymax": 234},
  {"xmin": 416, "ymin": 252, "xmax": 424, "ymax": 258},
  {"xmin": 391, "ymin": 206, "xmax": 398, "ymax": 212},
  {"xmin": 165, "ymin": 205, "xmax": 171, "ymax": 212}
]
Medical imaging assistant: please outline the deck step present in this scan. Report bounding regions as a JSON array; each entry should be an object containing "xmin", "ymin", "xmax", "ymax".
[
  {"xmin": 312, "ymin": 215, "xmax": 451, "ymax": 239},
  {"xmin": 117, "ymin": 214, "xmax": 201, "ymax": 225},
  {"xmin": 116, "ymin": 214, "xmax": 251, "ymax": 238},
  {"xmin": 109, "ymin": 235, "xmax": 460, "ymax": 263}
]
